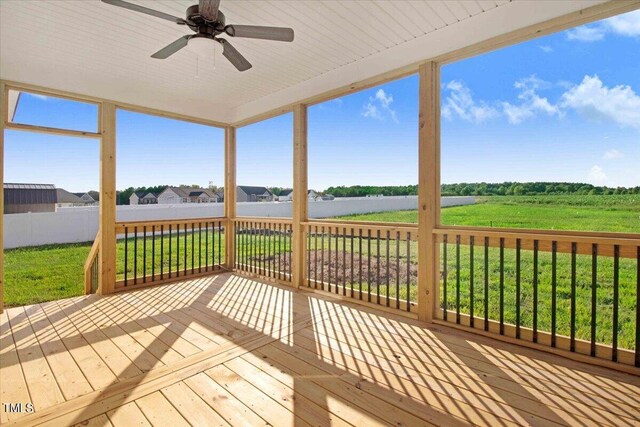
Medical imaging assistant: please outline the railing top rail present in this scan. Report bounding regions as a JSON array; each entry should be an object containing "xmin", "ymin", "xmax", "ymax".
[
  {"xmin": 83, "ymin": 231, "xmax": 101, "ymax": 272},
  {"xmin": 306, "ymin": 218, "xmax": 419, "ymax": 229},
  {"xmin": 232, "ymin": 217, "xmax": 293, "ymax": 224},
  {"xmin": 303, "ymin": 220, "xmax": 419, "ymax": 240},
  {"xmin": 435, "ymin": 225, "xmax": 640, "ymax": 247},
  {"xmin": 115, "ymin": 217, "xmax": 227, "ymax": 230}
]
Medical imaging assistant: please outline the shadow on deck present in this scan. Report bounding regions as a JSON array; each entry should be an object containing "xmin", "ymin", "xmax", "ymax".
[{"xmin": 1, "ymin": 272, "xmax": 638, "ymax": 426}]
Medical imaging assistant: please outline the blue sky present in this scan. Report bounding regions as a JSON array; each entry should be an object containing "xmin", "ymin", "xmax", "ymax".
[{"xmin": 5, "ymin": 10, "xmax": 639, "ymax": 192}]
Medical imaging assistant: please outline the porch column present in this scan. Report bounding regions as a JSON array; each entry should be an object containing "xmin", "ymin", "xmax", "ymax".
[
  {"xmin": 99, "ymin": 102, "xmax": 117, "ymax": 295},
  {"xmin": 0, "ymin": 82, "xmax": 5, "ymax": 312},
  {"xmin": 292, "ymin": 104, "xmax": 308, "ymax": 288},
  {"xmin": 224, "ymin": 126, "xmax": 236, "ymax": 269},
  {"xmin": 417, "ymin": 62, "xmax": 441, "ymax": 322}
]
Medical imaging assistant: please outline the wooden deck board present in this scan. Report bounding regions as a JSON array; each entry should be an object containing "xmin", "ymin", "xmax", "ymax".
[
  {"xmin": 105, "ymin": 402, "xmax": 150, "ymax": 427},
  {"xmin": 1, "ymin": 272, "xmax": 638, "ymax": 426}
]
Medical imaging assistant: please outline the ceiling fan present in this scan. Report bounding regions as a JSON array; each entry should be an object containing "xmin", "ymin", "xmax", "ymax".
[{"xmin": 101, "ymin": 0, "xmax": 294, "ymax": 71}]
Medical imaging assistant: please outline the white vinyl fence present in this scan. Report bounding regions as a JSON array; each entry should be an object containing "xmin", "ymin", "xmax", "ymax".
[{"xmin": 3, "ymin": 196, "xmax": 474, "ymax": 248}]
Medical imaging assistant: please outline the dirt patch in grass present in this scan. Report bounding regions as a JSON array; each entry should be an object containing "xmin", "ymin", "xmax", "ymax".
[{"xmin": 251, "ymin": 249, "xmax": 418, "ymax": 286}]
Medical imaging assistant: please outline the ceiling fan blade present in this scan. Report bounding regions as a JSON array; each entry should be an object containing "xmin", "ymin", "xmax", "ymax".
[
  {"xmin": 101, "ymin": 0, "xmax": 185, "ymax": 24},
  {"xmin": 199, "ymin": 0, "xmax": 221, "ymax": 21},
  {"xmin": 218, "ymin": 39, "xmax": 252, "ymax": 72},
  {"xmin": 225, "ymin": 25, "xmax": 294, "ymax": 42},
  {"xmin": 151, "ymin": 36, "xmax": 190, "ymax": 59}
]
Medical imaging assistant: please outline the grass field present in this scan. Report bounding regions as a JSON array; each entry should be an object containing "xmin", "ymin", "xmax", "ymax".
[
  {"xmin": 337, "ymin": 195, "xmax": 640, "ymax": 349},
  {"xmin": 4, "ymin": 195, "xmax": 639, "ymax": 349},
  {"xmin": 339, "ymin": 195, "xmax": 640, "ymax": 232}
]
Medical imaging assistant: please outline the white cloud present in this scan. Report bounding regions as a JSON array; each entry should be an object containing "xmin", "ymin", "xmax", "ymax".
[
  {"xmin": 442, "ymin": 74, "xmax": 640, "ymax": 132},
  {"xmin": 605, "ymin": 10, "xmax": 640, "ymax": 37},
  {"xmin": 442, "ymin": 80, "xmax": 499, "ymax": 123},
  {"xmin": 362, "ymin": 102, "xmax": 381, "ymax": 120},
  {"xmin": 566, "ymin": 25, "xmax": 606, "ymax": 42},
  {"xmin": 603, "ymin": 149, "xmax": 623, "ymax": 160},
  {"xmin": 539, "ymin": 45, "xmax": 553, "ymax": 53},
  {"xmin": 588, "ymin": 165, "xmax": 608, "ymax": 184},
  {"xmin": 362, "ymin": 89, "xmax": 398, "ymax": 122},
  {"xmin": 566, "ymin": 10, "xmax": 640, "ymax": 42},
  {"xmin": 560, "ymin": 75, "xmax": 640, "ymax": 130},
  {"xmin": 501, "ymin": 76, "xmax": 562, "ymax": 124}
]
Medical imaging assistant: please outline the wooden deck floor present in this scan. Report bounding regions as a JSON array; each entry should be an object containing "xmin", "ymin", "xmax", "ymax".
[{"xmin": 1, "ymin": 273, "xmax": 639, "ymax": 426}]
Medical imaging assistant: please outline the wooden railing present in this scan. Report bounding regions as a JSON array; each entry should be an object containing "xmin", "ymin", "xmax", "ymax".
[
  {"xmin": 434, "ymin": 226, "xmax": 640, "ymax": 367},
  {"xmin": 101, "ymin": 214, "xmax": 639, "ymax": 369},
  {"xmin": 303, "ymin": 220, "xmax": 419, "ymax": 313},
  {"xmin": 115, "ymin": 218, "xmax": 227, "ymax": 289},
  {"xmin": 233, "ymin": 218, "xmax": 293, "ymax": 283},
  {"xmin": 83, "ymin": 231, "xmax": 100, "ymax": 294}
]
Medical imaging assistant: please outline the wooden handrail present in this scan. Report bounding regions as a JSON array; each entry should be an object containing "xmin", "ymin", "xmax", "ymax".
[
  {"xmin": 434, "ymin": 226, "xmax": 640, "ymax": 258},
  {"xmin": 232, "ymin": 217, "xmax": 293, "ymax": 224},
  {"xmin": 84, "ymin": 231, "xmax": 100, "ymax": 294},
  {"xmin": 115, "ymin": 217, "xmax": 227, "ymax": 233},
  {"xmin": 302, "ymin": 221, "xmax": 418, "ymax": 241},
  {"xmin": 435, "ymin": 224, "xmax": 640, "ymax": 241},
  {"xmin": 307, "ymin": 218, "xmax": 419, "ymax": 228}
]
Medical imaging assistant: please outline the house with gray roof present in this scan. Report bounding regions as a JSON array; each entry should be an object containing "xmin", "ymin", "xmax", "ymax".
[
  {"xmin": 73, "ymin": 192, "xmax": 97, "ymax": 205},
  {"xmin": 157, "ymin": 187, "xmax": 220, "ymax": 204},
  {"xmin": 237, "ymin": 186, "xmax": 274, "ymax": 203},
  {"xmin": 56, "ymin": 189, "xmax": 85, "ymax": 207}
]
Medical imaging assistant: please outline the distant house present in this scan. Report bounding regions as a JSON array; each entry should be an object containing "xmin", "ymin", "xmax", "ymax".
[
  {"xmin": 277, "ymin": 189, "xmax": 321, "ymax": 202},
  {"xmin": 141, "ymin": 193, "xmax": 158, "ymax": 204},
  {"xmin": 73, "ymin": 192, "xmax": 97, "ymax": 205},
  {"xmin": 278, "ymin": 189, "xmax": 293, "ymax": 202},
  {"xmin": 215, "ymin": 191, "xmax": 224, "ymax": 203},
  {"xmin": 56, "ymin": 189, "xmax": 85, "ymax": 208},
  {"xmin": 129, "ymin": 191, "xmax": 146, "ymax": 205},
  {"xmin": 157, "ymin": 187, "xmax": 220, "ymax": 204},
  {"xmin": 4, "ymin": 183, "xmax": 57, "ymax": 213},
  {"xmin": 237, "ymin": 186, "xmax": 274, "ymax": 203},
  {"xmin": 129, "ymin": 191, "xmax": 158, "ymax": 205}
]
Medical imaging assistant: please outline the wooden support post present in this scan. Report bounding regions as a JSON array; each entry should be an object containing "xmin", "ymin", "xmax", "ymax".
[
  {"xmin": 0, "ymin": 82, "xmax": 6, "ymax": 313},
  {"xmin": 418, "ymin": 62, "xmax": 441, "ymax": 322},
  {"xmin": 99, "ymin": 102, "xmax": 117, "ymax": 295},
  {"xmin": 292, "ymin": 104, "xmax": 308, "ymax": 288},
  {"xmin": 224, "ymin": 126, "xmax": 236, "ymax": 269}
]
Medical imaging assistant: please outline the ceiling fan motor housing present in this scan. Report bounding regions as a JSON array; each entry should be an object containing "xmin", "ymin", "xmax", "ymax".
[{"xmin": 186, "ymin": 4, "xmax": 226, "ymax": 35}]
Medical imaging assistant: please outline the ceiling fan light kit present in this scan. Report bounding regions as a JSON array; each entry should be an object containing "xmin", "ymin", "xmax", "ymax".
[
  {"xmin": 101, "ymin": 0, "xmax": 294, "ymax": 72},
  {"xmin": 187, "ymin": 35, "xmax": 215, "ymax": 59}
]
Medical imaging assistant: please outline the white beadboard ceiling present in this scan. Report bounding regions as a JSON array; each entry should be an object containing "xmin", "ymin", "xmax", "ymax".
[{"xmin": 0, "ymin": 0, "xmax": 610, "ymax": 124}]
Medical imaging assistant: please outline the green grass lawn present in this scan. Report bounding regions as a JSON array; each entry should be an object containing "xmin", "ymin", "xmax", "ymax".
[
  {"xmin": 338, "ymin": 195, "xmax": 640, "ymax": 232},
  {"xmin": 4, "ymin": 195, "xmax": 639, "ymax": 350},
  {"xmin": 336, "ymin": 195, "xmax": 640, "ymax": 349},
  {"xmin": 5, "ymin": 242, "xmax": 93, "ymax": 307}
]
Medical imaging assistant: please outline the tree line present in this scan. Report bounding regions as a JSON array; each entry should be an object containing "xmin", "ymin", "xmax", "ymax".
[
  {"xmin": 324, "ymin": 182, "xmax": 640, "ymax": 198},
  {"xmin": 113, "ymin": 182, "xmax": 639, "ymax": 203}
]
